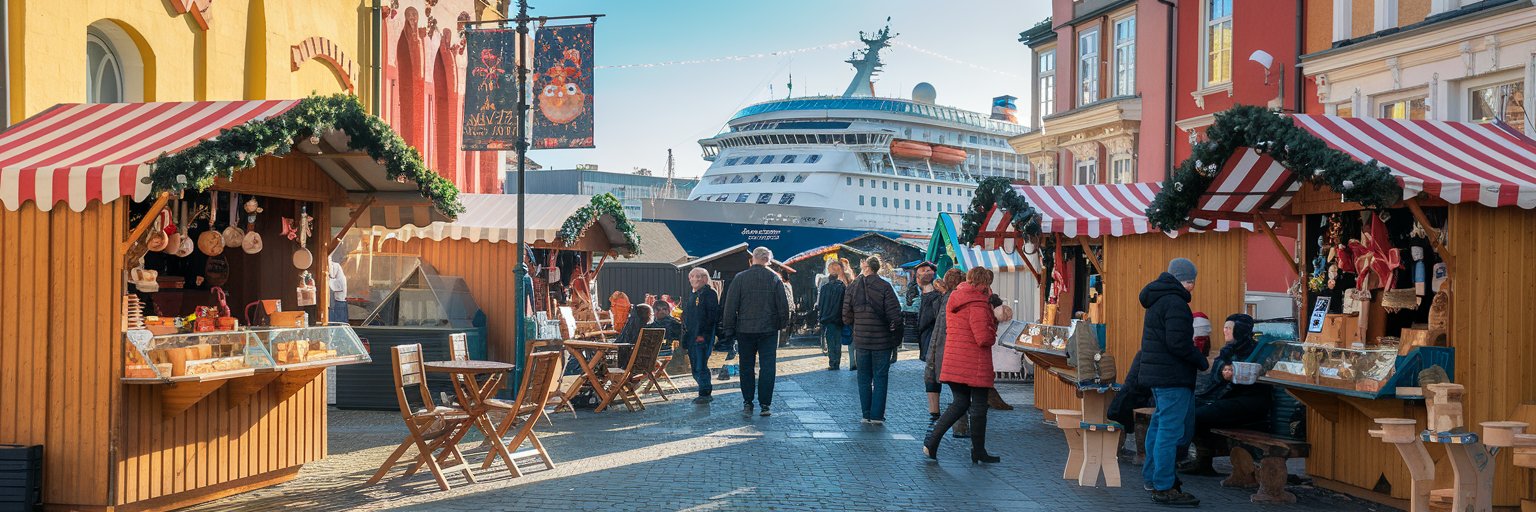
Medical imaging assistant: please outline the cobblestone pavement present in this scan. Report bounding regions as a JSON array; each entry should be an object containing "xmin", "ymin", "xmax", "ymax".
[{"xmin": 189, "ymin": 346, "xmax": 1391, "ymax": 512}]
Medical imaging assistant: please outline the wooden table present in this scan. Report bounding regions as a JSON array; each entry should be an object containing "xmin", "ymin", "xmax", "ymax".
[
  {"xmin": 424, "ymin": 360, "xmax": 518, "ymax": 478},
  {"xmin": 560, "ymin": 340, "xmax": 631, "ymax": 413}
]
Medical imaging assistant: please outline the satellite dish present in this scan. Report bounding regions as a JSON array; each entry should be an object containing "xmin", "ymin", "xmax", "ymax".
[{"xmin": 912, "ymin": 82, "xmax": 937, "ymax": 104}]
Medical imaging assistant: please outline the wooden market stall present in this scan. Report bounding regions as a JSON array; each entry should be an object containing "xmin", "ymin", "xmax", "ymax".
[
  {"xmin": 365, "ymin": 193, "xmax": 641, "ymax": 364},
  {"xmin": 0, "ymin": 96, "xmax": 461, "ymax": 510},
  {"xmin": 1147, "ymin": 105, "xmax": 1536, "ymax": 508},
  {"xmin": 962, "ymin": 180, "xmax": 1252, "ymax": 420}
]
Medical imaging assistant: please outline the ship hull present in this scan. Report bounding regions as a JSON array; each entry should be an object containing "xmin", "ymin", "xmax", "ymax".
[{"xmin": 643, "ymin": 198, "xmax": 911, "ymax": 257}]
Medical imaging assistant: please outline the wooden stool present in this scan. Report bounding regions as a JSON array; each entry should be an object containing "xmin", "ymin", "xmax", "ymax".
[
  {"xmin": 1131, "ymin": 407, "xmax": 1156, "ymax": 465},
  {"xmin": 1049, "ymin": 409, "xmax": 1084, "ymax": 480},
  {"xmin": 1076, "ymin": 386, "xmax": 1122, "ymax": 487},
  {"xmin": 1371, "ymin": 384, "xmax": 1495, "ymax": 512}
]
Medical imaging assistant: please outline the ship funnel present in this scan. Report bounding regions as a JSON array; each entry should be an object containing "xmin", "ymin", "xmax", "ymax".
[
  {"xmin": 991, "ymin": 95, "xmax": 1018, "ymax": 123},
  {"xmin": 912, "ymin": 83, "xmax": 937, "ymax": 104}
]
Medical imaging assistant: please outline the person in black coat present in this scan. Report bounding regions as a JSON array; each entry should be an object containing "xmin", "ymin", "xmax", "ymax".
[
  {"xmin": 1137, "ymin": 258, "xmax": 1208, "ymax": 507},
  {"xmin": 721, "ymin": 247, "xmax": 790, "ymax": 416},
  {"xmin": 816, "ymin": 259, "xmax": 849, "ymax": 370},
  {"xmin": 1178, "ymin": 313, "xmax": 1272, "ymax": 474},
  {"xmin": 842, "ymin": 255, "xmax": 902, "ymax": 425},
  {"xmin": 682, "ymin": 267, "xmax": 720, "ymax": 403}
]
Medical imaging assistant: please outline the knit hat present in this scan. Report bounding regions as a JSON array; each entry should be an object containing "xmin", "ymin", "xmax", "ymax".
[
  {"xmin": 1192, "ymin": 312, "xmax": 1212, "ymax": 337},
  {"xmin": 1168, "ymin": 257, "xmax": 1198, "ymax": 283}
]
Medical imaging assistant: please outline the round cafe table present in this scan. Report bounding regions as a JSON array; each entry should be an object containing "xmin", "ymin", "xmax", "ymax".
[{"xmin": 424, "ymin": 360, "xmax": 517, "ymax": 478}]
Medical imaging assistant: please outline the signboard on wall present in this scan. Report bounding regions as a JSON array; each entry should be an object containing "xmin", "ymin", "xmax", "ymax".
[
  {"xmin": 531, "ymin": 23, "xmax": 595, "ymax": 149},
  {"xmin": 462, "ymin": 28, "xmax": 520, "ymax": 150}
]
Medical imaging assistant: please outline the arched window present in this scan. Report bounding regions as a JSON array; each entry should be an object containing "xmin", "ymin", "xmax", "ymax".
[{"xmin": 86, "ymin": 28, "xmax": 124, "ymax": 103}]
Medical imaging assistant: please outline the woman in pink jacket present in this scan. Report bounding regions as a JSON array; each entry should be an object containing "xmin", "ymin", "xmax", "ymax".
[{"xmin": 923, "ymin": 267, "xmax": 1008, "ymax": 464}]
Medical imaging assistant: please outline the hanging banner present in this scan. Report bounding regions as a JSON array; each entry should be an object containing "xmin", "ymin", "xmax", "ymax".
[
  {"xmin": 532, "ymin": 23, "xmax": 595, "ymax": 149},
  {"xmin": 462, "ymin": 28, "xmax": 520, "ymax": 150}
]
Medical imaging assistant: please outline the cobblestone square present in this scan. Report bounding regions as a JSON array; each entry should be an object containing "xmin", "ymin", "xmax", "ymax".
[{"xmin": 189, "ymin": 347, "xmax": 1390, "ymax": 511}]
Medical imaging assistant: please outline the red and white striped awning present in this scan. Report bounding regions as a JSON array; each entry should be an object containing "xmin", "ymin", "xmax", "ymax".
[
  {"xmin": 1194, "ymin": 147, "xmax": 1302, "ymax": 221},
  {"xmin": 976, "ymin": 183, "xmax": 1251, "ymax": 250},
  {"xmin": 0, "ymin": 100, "xmax": 300, "ymax": 211},
  {"xmin": 1292, "ymin": 114, "xmax": 1536, "ymax": 208}
]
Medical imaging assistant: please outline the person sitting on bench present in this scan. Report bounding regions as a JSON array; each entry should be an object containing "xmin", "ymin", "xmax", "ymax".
[{"xmin": 1180, "ymin": 313, "xmax": 1272, "ymax": 475}]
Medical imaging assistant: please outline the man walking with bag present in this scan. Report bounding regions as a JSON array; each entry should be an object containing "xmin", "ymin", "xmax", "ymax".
[
  {"xmin": 721, "ymin": 247, "xmax": 790, "ymax": 417},
  {"xmin": 1137, "ymin": 258, "xmax": 1208, "ymax": 507}
]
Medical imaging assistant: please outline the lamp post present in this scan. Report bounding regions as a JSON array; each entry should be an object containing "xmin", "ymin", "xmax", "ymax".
[{"xmin": 468, "ymin": 0, "xmax": 602, "ymax": 392}]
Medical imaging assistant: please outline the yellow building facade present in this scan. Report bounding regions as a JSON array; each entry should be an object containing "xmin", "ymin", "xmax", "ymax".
[{"xmin": 6, "ymin": 0, "xmax": 372, "ymax": 124}]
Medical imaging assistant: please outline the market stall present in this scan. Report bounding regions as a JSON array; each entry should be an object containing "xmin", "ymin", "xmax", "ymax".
[
  {"xmin": 0, "ymin": 96, "xmax": 461, "ymax": 509},
  {"xmin": 963, "ymin": 179, "xmax": 1252, "ymax": 419},
  {"xmin": 927, "ymin": 212, "xmax": 1039, "ymax": 377},
  {"xmin": 334, "ymin": 255, "xmax": 486, "ymax": 410},
  {"xmin": 1146, "ymin": 105, "xmax": 1536, "ymax": 507},
  {"xmin": 365, "ymin": 193, "xmax": 640, "ymax": 364}
]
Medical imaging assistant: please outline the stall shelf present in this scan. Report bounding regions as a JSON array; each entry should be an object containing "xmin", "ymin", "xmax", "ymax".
[
  {"xmin": 1146, "ymin": 105, "xmax": 1536, "ymax": 506},
  {"xmin": 0, "ymin": 96, "xmax": 459, "ymax": 510}
]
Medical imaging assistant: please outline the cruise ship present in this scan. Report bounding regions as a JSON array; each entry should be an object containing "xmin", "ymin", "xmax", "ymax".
[{"xmin": 644, "ymin": 23, "xmax": 1032, "ymax": 258}]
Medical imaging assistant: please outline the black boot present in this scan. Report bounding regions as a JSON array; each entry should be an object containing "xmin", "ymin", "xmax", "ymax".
[{"xmin": 969, "ymin": 411, "xmax": 1000, "ymax": 464}]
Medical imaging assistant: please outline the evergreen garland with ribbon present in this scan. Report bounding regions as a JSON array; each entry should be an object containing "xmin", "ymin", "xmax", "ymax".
[
  {"xmin": 146, "ymin": 94, "xmax": 464, "ymax": 217},
  {"xmin": 556, "ymin": 193, "xmax": 642, "ymax": 256},
  {"xmin": 1147, "ymin": 104, "xmax": 1403, "ymax": 231},
  {"xmin": 960, "ymin": 176, "xmax": 1042, "ymax": 246}
]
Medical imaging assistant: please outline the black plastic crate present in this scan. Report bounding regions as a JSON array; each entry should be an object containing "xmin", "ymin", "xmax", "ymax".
[{"xmin": 0, "ymin": 444, "xmax": 41, "ymax": 511}]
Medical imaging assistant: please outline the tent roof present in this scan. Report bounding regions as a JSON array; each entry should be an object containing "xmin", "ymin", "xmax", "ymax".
[{"xmin": 362, "ymin": 193, "xmax": 640, "ymax": 254}]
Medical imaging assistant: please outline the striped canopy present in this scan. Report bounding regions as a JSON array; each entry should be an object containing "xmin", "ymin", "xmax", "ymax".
[
  {"xmin": 932, "ymin": 212, "xmax": 1029, "ymax": 272},
  {"xmin": 1194, "ymin": 115, "xmax": 1536, "ymax": 220},
  {"xmin": 974, "ymin": 183, "xmax": 1251, "ymax": 250},
  {"xmin": 363, "ymin": 194, "xmax": 640, "ymax": 254},
  {"xmin": 0, "ymin": 100, "xmax": 298, "ymax": 211}
]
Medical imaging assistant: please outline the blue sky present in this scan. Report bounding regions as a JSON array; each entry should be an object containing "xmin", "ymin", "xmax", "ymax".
[{"xmin": 523, "ymin": 0, "xmax": 1051, "ymax": 178}]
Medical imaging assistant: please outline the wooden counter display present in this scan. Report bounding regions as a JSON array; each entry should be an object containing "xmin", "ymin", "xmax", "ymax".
[{"xmin": 0, "ymin": 96, "xmax": 461, "ymax": 510}]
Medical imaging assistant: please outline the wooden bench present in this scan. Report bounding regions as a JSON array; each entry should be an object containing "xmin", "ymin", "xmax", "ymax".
[{"xmin": 1209, "ymin": 428, "xmax": 1309, "ymax": 504}]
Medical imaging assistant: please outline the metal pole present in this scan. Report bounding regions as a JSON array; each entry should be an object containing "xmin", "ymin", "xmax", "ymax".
[{"xmin": 512, "ymin": 0, "xmax": 530, "ymax": 393}]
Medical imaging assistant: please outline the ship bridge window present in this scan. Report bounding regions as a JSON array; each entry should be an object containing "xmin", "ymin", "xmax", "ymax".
[
  {"xmin": 778, "ymin": 193, "xmax": 796, "ymax": 205},
  {"xmin": 794, "ymin": 174, "xmax": 806, "ymax": 183},
  {"xmin": 781, "ymin": 155, "xmax": 797, "ymax": 164},
  {"xmin": 970, "ymin": 135, "xmax": 978, "ymax": 144},
  {"xmin": 735, "ymin": 194, "xmax": 749, "ymax": 203},
  {"xmin": 731, "ymin": 175, "xmax": 744, "ymax": 184},
  {"xmin": 725, "ymin": 158, "xmax": 740, "ymax": 166},
  {"xmin": 744, "ymin": 156, "xmax": 759, "ymax": 165},
  {"xmin": 806, "ymin": 154, "xmax": 821, "ymax": 164},
  {"xmin": 716, "ymin": 195, "xmax": 727, "ymax": 202},
  {"xmin": 762, "ymin": 155, "xmax": 775, "ymax": 164},
  {"xmin": 756, "ymin": 193, "xmax": 772, "ymax": 204},
  {"xmin": 770, "ymin": 175, "xmax": 786, "ymax": 183},
  {"xmin": 711, "ymin": 177, "xmax": 727, "ymax": 184}
]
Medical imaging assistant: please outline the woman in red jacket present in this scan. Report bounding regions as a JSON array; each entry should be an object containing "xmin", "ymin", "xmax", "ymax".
[{"xmin": 923, "ymin": 267, "xmax": 1007, "ymax": 464}]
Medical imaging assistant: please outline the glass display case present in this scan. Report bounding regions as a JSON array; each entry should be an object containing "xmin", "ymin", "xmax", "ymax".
[
  {"xmin": 123, "ymin": 330, "xmax": 275, "ymax": 383},
  {"xmin": 360, "ymin": 260, "xmax": 479, "ymax": 328},
  {"xmin": 1255, "ymin": 339, "xmax": 1455, "ymax": 399},
  {"xmin": 250, "ymin": 325, "xmax": 371, "ymax": 371}
]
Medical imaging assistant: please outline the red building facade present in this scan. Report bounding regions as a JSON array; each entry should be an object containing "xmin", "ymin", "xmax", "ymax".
[
  {"xmin": 381, "ymin": 0, "xmax": 506, "ymax": 194},
  {"xmin": 1168, "ymin": 0, "xmax": 1302, "ymax": 300}
]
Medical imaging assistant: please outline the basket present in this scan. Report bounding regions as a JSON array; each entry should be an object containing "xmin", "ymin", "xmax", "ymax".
[{"xmin": 1232, "ymin": 361, "xmax": 1262, "ymax": 385}]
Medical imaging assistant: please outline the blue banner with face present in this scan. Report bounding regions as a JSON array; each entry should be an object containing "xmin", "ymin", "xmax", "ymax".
[{"xmin": 532, "ymin": 23, "xmax": 595, "ymax": 149}]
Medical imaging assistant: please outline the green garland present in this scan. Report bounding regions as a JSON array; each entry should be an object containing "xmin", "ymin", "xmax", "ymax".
[
  {"xmin": 960, "ymin": 176, "xmax": 1042, "ymax": 245},
  {"xmin": 556, "ymin": 193, "xmax": 642, "ymax": 256},
  {"xmin": 147, "ymin": 94, "xmax": 464, "ymax": 217},
  {"xmin": 1147, "ymin": 104, "xmax": 1402, "ymax": 231}
]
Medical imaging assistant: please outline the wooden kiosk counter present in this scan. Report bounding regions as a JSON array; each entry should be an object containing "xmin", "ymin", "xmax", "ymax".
[
  {"xmin": 0, "ymin": 96, "xmax": 462, "ymax": 510},
  {"xmin": 962, "ymin": 180, "xmax": 1253, "ymax": 420},
  {"xmin": 1148, "ymin": 105, "xmax": 1536, "ymax": 508}
]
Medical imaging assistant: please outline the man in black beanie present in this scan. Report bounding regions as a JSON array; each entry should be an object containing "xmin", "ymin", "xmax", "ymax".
[{"xmin": 1137, "ymin": 258, "xmax": 1208, "ymax": 506}]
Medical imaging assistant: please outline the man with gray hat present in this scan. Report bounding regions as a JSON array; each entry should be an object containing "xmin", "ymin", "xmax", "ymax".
[
  {"xmin": 1136, "ymin": 257, "xmax": 1209, "ymax": 507},
  {"xmin": 721, "ymin": 246, "xmax": 790, "ymax": 417}
]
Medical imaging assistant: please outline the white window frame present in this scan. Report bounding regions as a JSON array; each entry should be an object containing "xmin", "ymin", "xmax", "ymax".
[
  {"xmin": 1074, "ymin": 159, "xmax": 1098, "ymax": 185},
  {"xmin": 1373, "ymin": 0, "xmax": 1398, "ymax": 32},
  {"xmin": 1109, "ymin": 155, "xmax": 1135, "ymax": 184},
  {"xmin": 1077, "ymin": 28, "xmax": 1100, "ymax": 106},
  {"xmin": 1463, "ymin": 73, "xmax": 1527, "ymax": 130},
  {"xmin": 1201, "ymin": 0, "xmax": 1233, "ymax": 88},
  {"xmin": 1038, "ymin": 48, "xmax": 1057, "ymax": 118},
  {"xmin": 86, "ymin": 30, "xmax": 124, "ymax": 104},
  {"xmin": 1372, "ymin": 87, "xmax": 1429, "ymax": 120},
  {"xmin": 1111, "ymin": 15, "xmax": 1136, "ymax": 98}
]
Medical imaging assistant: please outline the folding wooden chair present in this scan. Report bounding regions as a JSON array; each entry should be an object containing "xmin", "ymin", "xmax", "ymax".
[
  {"xmin": 448, "ymin": 332, "xmax": 469, "ymax": 361},
  {"xmin": 481, "ymin": 351, "xmax": 561, "ymax": 474},
  {"xmin": 596, "ymin": 328, "xmax": 665, "ymax": 412},
  {"xmin": 367, "ymin": 344, "xmax": 477, "ymax": 491},
  {"xmin": 640, "ymin": 340, "xmax": 681, "ymax": 396}
]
